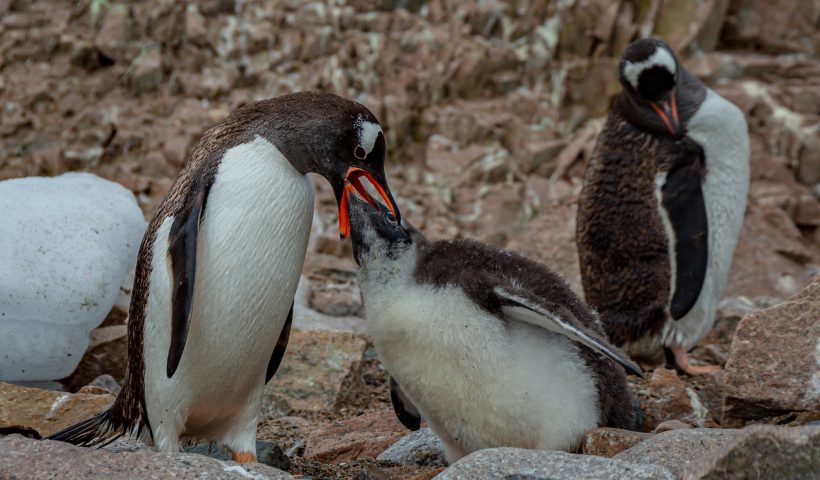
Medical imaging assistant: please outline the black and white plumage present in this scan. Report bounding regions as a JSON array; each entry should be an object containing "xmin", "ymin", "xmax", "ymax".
[
  {"xmin": 577, "ymin": 38, "xmax": 749, "ymax": 375},
  {"xmin": 47, "ymin": 92, "xmax": 400, "ymax": 462},
  {"xmin": 348, "ymin": 196, "xmax": 642, "ymax": 463}
]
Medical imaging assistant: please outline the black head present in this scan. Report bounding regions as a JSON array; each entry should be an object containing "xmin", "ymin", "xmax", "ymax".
[
  {"xmin": 347, "ymin": 193, "xmax": 415, "ymax": 267},
  {"xmin": 234, "ymin": 92, "xmax": 401, "ymax": 238},
  {"xmin": 618, "ymin": 39, "xmax": 682, "ymax": 136}
]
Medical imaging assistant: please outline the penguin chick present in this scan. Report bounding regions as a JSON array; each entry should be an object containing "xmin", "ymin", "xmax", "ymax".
[
  {"xmin": 577, "ymin": 38, "xmax": 749, "ymax": 375},
  {"xmin": 348, "ymin": 195, "xmax": 643, "ymax": 464}
]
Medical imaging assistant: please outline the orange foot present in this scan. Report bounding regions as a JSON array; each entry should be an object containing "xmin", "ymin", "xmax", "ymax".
[
  {"xmin": 230, "ymin": 451, "xmax": 258, "ymax": 464},
  {"xmin": 670, "ymin": 344, "xmax": 721, "ymax": 376}
]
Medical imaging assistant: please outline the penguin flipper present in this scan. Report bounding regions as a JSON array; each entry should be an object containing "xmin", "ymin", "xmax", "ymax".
[
  {"xmin": 389, "ymin": 376, "xmax": 422, "ymax": 431},
  {"xmin": 167, "ymin": 184, "xmax": 212, "ymax": 378},
  {"xmin": 266, "ymin": 302, "xmax": 293, "ymax": 383},
  {"xmin": 494, "ymin": 287, "xmax": 644, "ymax": 378},
  {"xmin": 660, "ymin": 145, "xmax": 708, "ymax": 320}
]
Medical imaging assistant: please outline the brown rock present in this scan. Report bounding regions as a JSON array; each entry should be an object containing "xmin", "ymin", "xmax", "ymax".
[
  {"xmin": 128, "ymin": 46, "xmax": 163, "ymax": 95},
  {"xmin": 0, "ymin": 436, "xmax": 292, "ymax": 479},
  {"xmin": 0, "ymin": 382, "xmax": 113, "ymax": 438},
  {"xmin": 614, "ymin": 428, "xmax": 738, "ymax": 478},
  {"xmin": 94, "ymin": 4, "xmax": 132, "ymax": 62},
  {"xmin": 652, "ymin": 419, "xmax": 694, "ymax": 433},
  {"xmin": 642, "ymin": 368, "xmax": 717, "ymax": 431},
  {"xmin": 684, "ymin": 425, "xmax": 820, "ymax": 479},
  {"xmin": 722, "ymin": 0, "xmax": 819, "ymax": 54},
  {"xmin": 60, "ymin": 325, "xmax": 128, "ymax": 392},
  {"xmin": 721, "ymin": 276, "xmax": 820, "ymax": 421},
  {"xmin": 265, "ymin": 330, "xmax": 368, "ymax": 413},
  {"xmin": 725, "ymin": 206, "xmax": 816, "ymax": 299},
  {"xmin": 184, "ymin": 4, "xmax": 209, "ymax": 48},
  {"xmin": 581, "ymin": 427, "xmax": 652, "ymax": 458},
  {"xmin": 304, "ymin": 409, "xmax": 407, "ymax": 463}
]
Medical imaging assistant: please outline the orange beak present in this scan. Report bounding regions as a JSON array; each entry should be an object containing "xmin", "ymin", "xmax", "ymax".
[
  {"xmin": 650, "ymin": 92, "xmax": 680, "ymax": 136},
  {"xmin": 338, "ymin": 167, "xmax": 400, "ymax": 239}
]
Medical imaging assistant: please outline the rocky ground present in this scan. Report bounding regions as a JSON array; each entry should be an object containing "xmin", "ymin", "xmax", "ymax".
[{"xmin": 1, "ymin": 0, "xmax": 819, "ymax": 478}]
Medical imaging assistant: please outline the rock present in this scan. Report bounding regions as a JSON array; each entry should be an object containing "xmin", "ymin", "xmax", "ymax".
[
  {"xmin": 184, "ymin": 440, "xmax": 291, "ymax": 471},
  {"xmin": 653, "ymin": 419, "xmax": 694, "ymax": 433},
  {"xmin": 724, "ymin": 206, "xmax": 815, "ymax": 299},
  {"xmin": 304, "ymin": 409, "xmax": 407, "ymax": 463},
  {"xmin": 377, "ymin": 428, "xmax": 447, "ymax": 467},
  {"xmin": 94, "ymin": 4, "xmax": 132, "ymax": 62},
  {"xmin": 128, "ymin": 46, "xmax": 163, "ymax": 95},
  {"xmin": 581, "ymin": 428, "xmax": 652, "ymax": 458},
  {"xmin": 0, "ymin": 173, "xmax": 145, "ymax": 382},
  {"xmin": 184, "ymin": 4, "xmax": 209, "ymax": 47},
  {"xmin": 437, "ymin": 448, "xmax": 674, "ymax": 479},
  {"xmin": 642, "ymin": 368, "xmax": 717, "ymax": 431},
  {"xmin": 265, "ymin": 329, "xmax": 368, "ymax": 413},
  {"xmin": 722, "ymin": 0, "xmax": 819, "ymax": 54},
  {"xmin": 88, "ymin": 374, "xmax": 121, "ymax": 394},
  {"xmin": 721, "ymin": 276, "xmax": 820, "ymax": 421},
  {"xmin": 0, "ymin": 436, "xmax": 293, "ymax": 479},
  {"xmin": 684, "ymin": 425, "xmax": 820, "ymax": 479},
  {"xmin": 0, "ymin": 382, "xmax": 114, "ymax": 437},
  {"xmin": 60, "ymin": 325, "xmax": 128, "ymax": 391},
  {"xmin": 614, "ymin": 428, "xmax": 738, "ymax": 478}
]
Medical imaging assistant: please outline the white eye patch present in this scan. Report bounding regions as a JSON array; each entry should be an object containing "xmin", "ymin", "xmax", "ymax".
[
  {"xmin": 623, "ymin": 47, "xmax": 676, "ymax": 89},
  {"xmin": 356, "ymin": 117, "xmax": 382, "ymax": 158}
]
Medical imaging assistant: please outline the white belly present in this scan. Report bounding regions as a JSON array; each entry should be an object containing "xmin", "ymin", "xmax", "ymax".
[
  {"xmin": 142, "ymin": 136, "xmax": 314, "ymax": 449},
  {"xmin": 664, "ymin": 89, "xmax": 750, "ymax": 349},
  {"xmin": 360, "ymin": 268, "xmax": 599, "ymax": 454}
]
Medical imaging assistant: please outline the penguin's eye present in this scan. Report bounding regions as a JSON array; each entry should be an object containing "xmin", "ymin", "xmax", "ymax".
[{"xmin": 354, "ymin": 145, "xmax": 367, "ymax": 160}]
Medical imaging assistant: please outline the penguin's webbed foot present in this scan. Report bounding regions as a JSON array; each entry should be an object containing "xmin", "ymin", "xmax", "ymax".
[
  {"xmin": 668, "ymin": 344, "xmax": 721, "ymax": 376},
  {"xmin": 230, "ymin": 450, "xmax": 258, "ymax": 464}
]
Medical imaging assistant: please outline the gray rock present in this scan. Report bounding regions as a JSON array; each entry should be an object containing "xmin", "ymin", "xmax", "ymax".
[
  {"xmin": 615, "ymin": 428, "xmax": 738, "ymax": 478},
  {"xmin": 435, "ymin": 448, "xmax": 673, "ymax": 480},
  {"xmin": 184, "ymin": 440, "xmax": 291, "ymax": 471},
  {"xmin": 684, "ymin": 425, "xmax": 820, "ymax": 479},
  {"xmin": 377, "ymin": 428, "xmax": 446, "ymax": 467},
  {"xmin": 0, "ymin": 436, "xmax": 292, "ymax": 479},
  {"xmin": 128, "ymin": 46, "xmax": 163, "ymax": 95},
  {"xmin": 89, "ymin": 374, "xmax": 121, "ymax": 394}
]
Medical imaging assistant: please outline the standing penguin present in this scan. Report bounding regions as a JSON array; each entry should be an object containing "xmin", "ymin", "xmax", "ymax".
[
  {"xmin": 347, "ymin": 195, "xmax": 642, "ymax": 463},
  {"xmin": 48, "ymin": 92, "xmax": 400, "ymax": 462},
  {"xmin": 577, "ymin": 38, "xmax": 749, "ymax": 375}
]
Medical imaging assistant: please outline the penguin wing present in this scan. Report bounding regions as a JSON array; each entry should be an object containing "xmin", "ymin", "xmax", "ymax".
[
  {"xmin": 493, "ymin": 287, "xmax": 643, "ymax": 378},
  {"xmin": 660, "ymin": 145, "xmax": 709, "ymax": 320},
  {"xmin": 266, "ymin": 302, "xmax": 293, "ymax": 383},
  {"xmin": 166, "ymin": 182, "xmax": 213, "ymax": 378},
  {"xmin": 389, "ymin": 376, "xmax": 422, "ymax": 431}
]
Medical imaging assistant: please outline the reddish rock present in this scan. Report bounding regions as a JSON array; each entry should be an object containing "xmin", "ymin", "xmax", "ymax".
[
  {"xmin": 0, "ymin": 382, "xmax": 114, "ymax": 437},
  {"xmin": 94, "ymin": 4, "xmax": 132, "ymax": 62},
  {"xmin": 581, "ymin": 427, "xmax": 652, "ymax": 458},
  {"xmin": 721, "ymin": 276, "xmax": 820, "ymax": 421},
  {"xmin": 265, "ymin": 330, "xmax": 368, "ymax": 413},
  {"xmin": 642, "ymin": 368, "xmax": 718, "ymax": 431},
  {"xmin": 304, "ymin": 409, "xmax": 407, "ymax": 463},
  {"xmin": 722, "ymin": 0, "xmax": 819, "ymax": 54}
]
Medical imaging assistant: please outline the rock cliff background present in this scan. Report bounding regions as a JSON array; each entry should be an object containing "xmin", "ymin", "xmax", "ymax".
[{"xmin": 0, "ymin": 0, "xmax": 818, "ymax": 479}]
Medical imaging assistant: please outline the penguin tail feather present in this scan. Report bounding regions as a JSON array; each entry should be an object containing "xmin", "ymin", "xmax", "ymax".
[{"xmin": 45, "ymin": 410, "xmax": 133, "ymax": 448}]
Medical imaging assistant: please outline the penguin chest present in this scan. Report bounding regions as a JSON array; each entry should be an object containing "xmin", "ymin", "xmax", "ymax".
[
  {"xmin": 362, "ymin": 281, "xmax": 599, "ymax": 452},
  {"xmin": 143, "ymin": 136, "xmax": 314, "ymax": 429}
]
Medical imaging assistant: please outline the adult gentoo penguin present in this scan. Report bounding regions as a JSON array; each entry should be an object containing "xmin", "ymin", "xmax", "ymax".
[
  {"xmin": 48, "ymin": 92, "xmax": 400, "ymax": 462},
  {"xmin": 576, "ymin": 38, "xmax": 749, "ymax": 375},
  {"xmin": 347, "ymin": 194, "xmax": 642, "ymax": 463}
]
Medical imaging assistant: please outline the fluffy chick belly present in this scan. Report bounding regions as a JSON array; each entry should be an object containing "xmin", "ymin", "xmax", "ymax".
[{"xmin": 372, "ymin": 290, "xmax": 598, "ymax": 451}]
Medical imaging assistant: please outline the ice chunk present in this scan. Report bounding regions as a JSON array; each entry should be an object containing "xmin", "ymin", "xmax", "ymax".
[{"xmin": 0, "ymin": 173, "xmax": 146, "ymax": 381}]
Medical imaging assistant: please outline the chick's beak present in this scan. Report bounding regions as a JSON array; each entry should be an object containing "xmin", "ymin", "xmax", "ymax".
[
  {"xmin": 650, "ymin": 91, "xmax": 680, "ymax": 136},
  {"xmin": 338, "ymin": 167, "xmax": 401, "ymax": 240}
]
